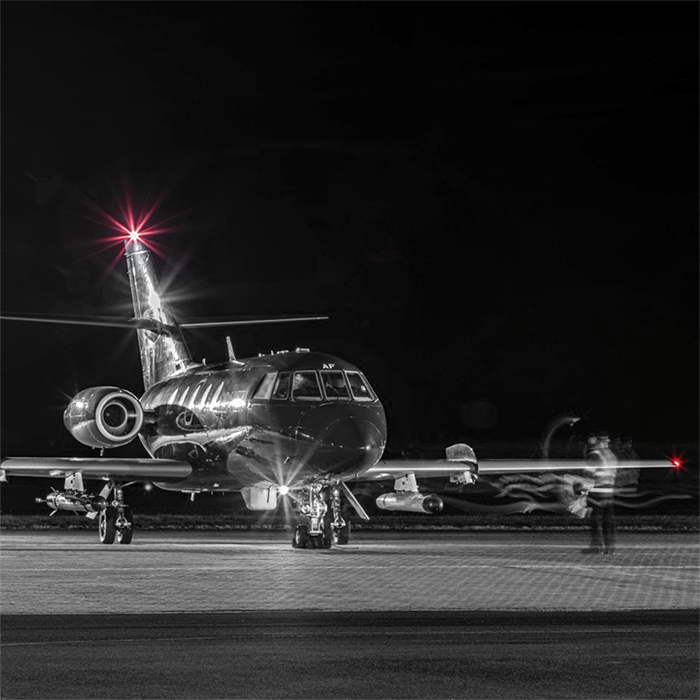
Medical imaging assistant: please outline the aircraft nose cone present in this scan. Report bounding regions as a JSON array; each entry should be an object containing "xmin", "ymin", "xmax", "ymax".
[
  {"xmin": 296, "ymin": 404, "xmax": 387, "ymax": 475},
  {"xmin": 321, "ymin": 416, "xmax": 381, "ymax": 452}
]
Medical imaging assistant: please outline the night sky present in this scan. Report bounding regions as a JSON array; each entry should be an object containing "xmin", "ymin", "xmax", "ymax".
[{"xmin": 2, "ymin": 2, "xmax": 698, "ymax": 463}]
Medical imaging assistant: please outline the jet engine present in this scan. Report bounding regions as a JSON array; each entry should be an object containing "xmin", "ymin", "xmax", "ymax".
[
  {"xmin": 64, "ymin": 386, "xmax": 144, "ymax": 448},
  {"xmin": 376, "ymin": 492, "xmax": 444, "ymax": 514}
]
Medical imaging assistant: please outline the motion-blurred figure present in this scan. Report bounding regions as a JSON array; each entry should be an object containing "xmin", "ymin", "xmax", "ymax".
[
  {"xmin": 610, "ymin": 435, "xmax": 622, "ymax": 458},
  {"xmin": 616, "ymin": 435, "xmax": 641, "ymax": 494},
  {"xmin": 581, "ymin": 431, "xmax": 618, "ymax": 554}
]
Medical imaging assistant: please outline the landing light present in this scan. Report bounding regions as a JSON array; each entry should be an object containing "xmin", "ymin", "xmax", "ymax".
[{"xmin": 278, "ymin": 485, "xmax": 289, "ymax": 496}]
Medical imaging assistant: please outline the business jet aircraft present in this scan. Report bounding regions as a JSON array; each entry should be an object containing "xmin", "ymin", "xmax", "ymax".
[{"xmin": 0, "ymin": 234, "xmax": 672, "ymax": 547}]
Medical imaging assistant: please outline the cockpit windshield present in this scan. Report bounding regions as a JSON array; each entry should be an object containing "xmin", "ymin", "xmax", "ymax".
[
  {"xmin": 320, "ymin": 370, "xmax": 350, "ymax": 400},
  {"xmin": 252, "ymin": 369, "xmax": 376, "ymax": 403},
  {"xmin": 292, "ymin": 371, "xmax": 322, "ymax": 400},
  {"xmin": 346, "ymin": 371, "xmax": 374, "ymax": 401},
  {"xmin": 271, "ymin": 372, "xmax": 291, "ymax": 399},
  {"xmin": 252, "ymin": 372, "xmax": 276, "ymax": 400}
]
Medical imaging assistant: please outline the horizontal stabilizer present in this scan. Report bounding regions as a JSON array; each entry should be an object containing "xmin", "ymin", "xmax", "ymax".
[
  {"xmin": 180, "ymin": 314, "xmax": 329, "ymax": 328},
  {"xmin": 0, "ymin": 312, "xmax": 167, "ymax": 330},
  {"xmin": 1, "ymin": 312, "xmax": 328, "ymax": 332}
]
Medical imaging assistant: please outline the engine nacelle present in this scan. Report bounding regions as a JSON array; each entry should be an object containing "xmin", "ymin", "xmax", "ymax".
[
  {"xmin": 376, "ymin": 492, "xmax": 444, "ymax": 514},
  {"xmin": 64, "ymin": 386, "xmax": 144, "ymax": 448}
]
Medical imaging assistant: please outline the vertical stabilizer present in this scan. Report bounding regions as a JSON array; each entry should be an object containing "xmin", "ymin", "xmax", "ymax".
[{"xmin": 124, "ymin": 239, "xmax": 193, "ymax": 389}]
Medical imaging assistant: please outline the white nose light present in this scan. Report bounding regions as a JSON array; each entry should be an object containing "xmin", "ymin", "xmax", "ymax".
[{"xmin": 278, "ymin": 485, "xmax": 289, "ymax": 496}]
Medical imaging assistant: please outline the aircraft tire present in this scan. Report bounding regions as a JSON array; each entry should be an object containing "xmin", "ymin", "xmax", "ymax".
[
  {"xmin": 99, "ymin": 507, "xmax": 117, "ymax": 545},
  {"xmin": 336, "ymin": 520, "xmax": 351, "ymax": 545},
  {"xmin": 116, "ymin": 506, "xmax": 134, "ymax": 545},
  {"xmin": 292, "ymin": 525, "xmax": 309, "ymax": 549}
]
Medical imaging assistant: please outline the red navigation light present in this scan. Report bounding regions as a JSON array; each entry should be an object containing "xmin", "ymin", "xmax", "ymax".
[
  {"xmin": 80, "ymin": 184, "xmax": 186, "ymax": 269},
  {"xmin": 666, "ymin": 453, "xmax": 685, "ymax": 473}
]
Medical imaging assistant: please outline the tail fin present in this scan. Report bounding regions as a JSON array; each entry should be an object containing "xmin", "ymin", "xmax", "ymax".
[
  {"xmin": 2, "ymin": 238, "xmax": 327, "ymax": 390},
  {"xmin": 124, "ymin": 239, "xmax": 194, "ymax": 389}
]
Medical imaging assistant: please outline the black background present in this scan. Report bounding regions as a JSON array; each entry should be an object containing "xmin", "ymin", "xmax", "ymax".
[{"xmin": 2, "ymin": 3, "xmax": 697, "ymax": 472}]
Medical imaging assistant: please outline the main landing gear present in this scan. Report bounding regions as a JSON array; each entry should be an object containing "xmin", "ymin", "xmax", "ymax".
[
  {"xmin": 291, "ymin": 484, "xmax": 351, "ymax": 549},
  {"xmin": 98, "ymin": 483, "xmax": 134, "ymax": 545},
  {"xmin": 36, "ymin": 474, "xmax": 135, "ymax": 545}
]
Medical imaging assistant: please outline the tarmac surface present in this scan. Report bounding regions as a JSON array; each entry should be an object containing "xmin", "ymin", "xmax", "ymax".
[
  {"xmin": 1, "ymin": 530, "xmax": 698, "ymax": 698},
  {"xmin": 1, "ymin": 530, "xmax": 698, "ymax": 614}
]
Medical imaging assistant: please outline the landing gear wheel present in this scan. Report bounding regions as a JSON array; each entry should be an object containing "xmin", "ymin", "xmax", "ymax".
[
  {"xmin": 292, "ymin": 525, "xmax": 309, "ymax": 549},
  {"xmin": 116, "ymin": 506, "xmax": 134, "ymax": 545},
  {"xmin": 319, "ymin": 501, "xmax": 333, "ymax": 549},
  {"xmin": 99, "ymin": 506, "xmax": 117, "ymax": 545},
  {"xmin": 335, "ymin": 520, "xmax": 351, "ymax": 545},
  {"xmin": 313, "ymin": 532, "xmax": 332, "ymax": 549}
]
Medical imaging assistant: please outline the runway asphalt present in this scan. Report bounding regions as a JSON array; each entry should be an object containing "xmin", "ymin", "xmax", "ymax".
[
  {"xmin": 1, "ymin": 530, "xmax": 698, "ymax": 698},
  {"xmin": 2, "ymin": 530, "xmax": 698, "ymax": 614}
]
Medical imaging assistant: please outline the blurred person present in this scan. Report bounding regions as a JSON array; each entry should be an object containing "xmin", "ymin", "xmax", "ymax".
[
  {"xmin": 581, "ymin": 430, "xmax": 618, "ymax": 555},
  {"xmin": 616, "ymin": 436, "xmax": 641, "ymax": 493},
  {"xmin": 610, "ymin": 435, "xmax": 622, "ymax": 458},
  {"xmin": 620, "ymin": 436, "xmax": 640, "ymax": 462}
]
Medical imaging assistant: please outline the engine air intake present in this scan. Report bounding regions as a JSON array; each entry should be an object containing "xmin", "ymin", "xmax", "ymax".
[{"xmin": 64, "ymin": 386, "xmax": 144, "ymax": 448}]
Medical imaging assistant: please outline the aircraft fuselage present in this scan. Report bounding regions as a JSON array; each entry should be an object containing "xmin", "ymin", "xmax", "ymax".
[{"xmin": 139, "ymin": 349, "xmax": 387, "ymax": 492}]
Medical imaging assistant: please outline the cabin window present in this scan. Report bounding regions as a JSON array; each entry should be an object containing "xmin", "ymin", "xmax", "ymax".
[
  {"xmin": 252, "ymin": 373, "xmax": 277, "ymax": 400},
  {"xmin": 271, "ymin": 372, "xmax": 291, "ymax": 400},
  {"xmin": 292, "ymin": 371, "xmax": 322, "ymax": 400},
  {"xmin": 346, "ymin": 371, "xmax": 374, "ymax": 401},
  {"xmin": 321, "ymin": 370, "xmax": 350, "ymax": 400}
]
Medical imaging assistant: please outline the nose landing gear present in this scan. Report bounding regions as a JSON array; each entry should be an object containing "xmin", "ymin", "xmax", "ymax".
[{"xmin": 291, "ymin": 484, "xmax": 349, "ymax": 549}]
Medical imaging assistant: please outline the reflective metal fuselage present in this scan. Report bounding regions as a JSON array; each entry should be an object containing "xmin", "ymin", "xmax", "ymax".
[{"xmin": 139, "ymin": 350, "xmax": 387, "ymax": 492}]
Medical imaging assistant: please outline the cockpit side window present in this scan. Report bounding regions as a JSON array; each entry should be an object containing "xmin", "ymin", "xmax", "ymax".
[
  {"xmin": 271, "ymin": 372, "xmax": 291, "ymax": 400},
  {"xmin": 292, "ymin": 371, "xmax": 322, "ymax": 400},
  {"xmin": 321, "ymin": 370, "xmax": 350, "ymax": 400},
  {"xmin": 346, "ymin": 371, "xmax": 374, "ymax": 401},
  {"xmin": 252, "ymin": 373, "xmax": 277, "ymax": 401}
]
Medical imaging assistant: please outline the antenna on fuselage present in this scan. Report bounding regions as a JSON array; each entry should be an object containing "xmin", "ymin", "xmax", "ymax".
[{"xmin": 226, "ymin": 336, "xmax": 236, "ymax": 361}]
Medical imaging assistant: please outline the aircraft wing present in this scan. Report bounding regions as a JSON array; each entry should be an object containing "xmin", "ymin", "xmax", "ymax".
[
  {"xmin": 355, "ymin": 457, "xmax": 670, "ymax": 481},
  {"xmin": 477, "ymin": 459, "xmax": 670, "ymax": 474},
  {"xmin": 355, "ymin": 458, "xmax": 480, "ymax": 481},
  {"xmin": 0, "ymin": 457, "xmax": 192, "ymax": 482},
  {"xmin": 344, "ymin": 450, "xmax": 672, "ymax": 519}
]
